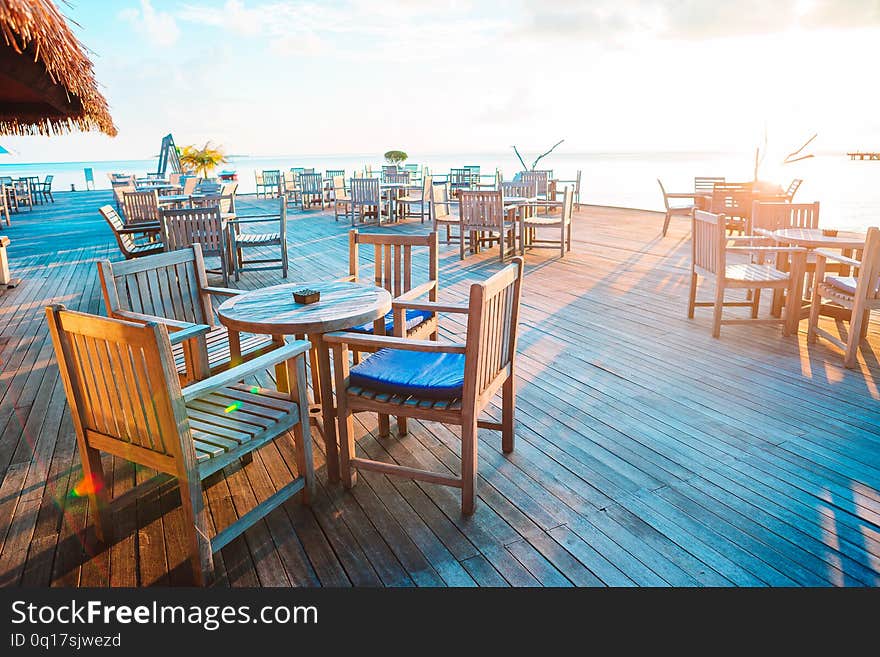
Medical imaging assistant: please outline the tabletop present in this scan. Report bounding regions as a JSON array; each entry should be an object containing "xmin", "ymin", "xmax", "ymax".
[
  {"xmin": 771, "ymin": 228, "xmax": 866, "ymax": 250},
  {"xmin": 217, "ymin": 280, "xmax": 392, "ymax": 335}
]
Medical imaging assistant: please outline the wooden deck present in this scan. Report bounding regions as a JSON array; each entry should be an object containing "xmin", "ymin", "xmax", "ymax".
[{"xmin": 1, "ymin": 190, "xmax": 879, "ymax": 587}]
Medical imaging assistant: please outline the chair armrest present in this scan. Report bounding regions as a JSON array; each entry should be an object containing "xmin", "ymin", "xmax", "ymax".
[
  {"xmin": 813, "ymin": 249, "xmax": 862, "ymax": 268},
  {"xmin": 664, "ymin": 192, "xmax": 695, "ymax": 199},
  {"xmin": 728, "ymin": 235, "xmax": 774, "ymax": 245},
  {"xmin": 167, "ymin": 323, "xmax": 212, "ymax": 345},
  {"xmin": 336, "ymin": 274, "xmax": 357, "ymax": 283},
  {"xmin": 394, "ymin": 280, "xmax": 437, "ymax": 302},
  {"xmin": 392, "ymin": 299, "xmax": 469, "ymax": 314},
  {"xmin": 203, "ymin": 286, "xmax": 241, "ymax": 297},
  {"xmin": 324, "ymin": 331, "xmax": 467, "ymax": 354},
  {"xmin": 752, "ymin": 228, "xmax": 775, "ymax": 238},
  {"xmin": 118, "ymin": 225, "xmax": 160, "ymax": 234},
  {"xmin": 228, "ymin": 214, "xmax": 280, "ymax": 223},
  {"xmin": 181, "ymin": 339, "xmax": 310, "ymax": 403},
  {"xmin": 112, "ymin": 309, "xmax": 197, "ymax": 331},
  {"xmin": 726, "ymin": 246, "xmax": 807, "ymax": 254}
]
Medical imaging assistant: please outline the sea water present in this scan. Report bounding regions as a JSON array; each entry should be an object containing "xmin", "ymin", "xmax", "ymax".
[{"xmin": 1, "ymin": 151, "xmax": 876, "ymax": 231}]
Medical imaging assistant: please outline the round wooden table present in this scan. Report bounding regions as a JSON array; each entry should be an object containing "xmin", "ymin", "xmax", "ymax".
[{"xmin": 217, "ymin": 280, "xmax": 392, "ymax": 481}]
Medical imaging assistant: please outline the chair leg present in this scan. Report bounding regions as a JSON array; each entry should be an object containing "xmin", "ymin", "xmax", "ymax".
[
  {"xmin": 844, "ymin": 306, "xmax": 866, "ymax": 368},
  {"xmin": 687, "ymin": 272, "xmax": 698, "ymax": 319},
  {"xmin": 378, "ymin": 413, "xmax": 390, "ymax": 437},
  {"xmin": 712, "ymin": 281, "xmax": 724, "ymax": 338},
  {"xmin": 281, "ymin": 239, "xmax": 288, "ymax": 278},
  {"xmin": 179, "ymin": 474, "xmax": 213, "ymax": 586},
  {"xmin": 460, "ymin": 415, "xmax": 478, "ymax": 514},
  {"xmin": 81, "ymin": 446, "xmax": 110, "ymax": 543},
  {"xmin": 397, "ymin": 416, "xmax": 408, "ymax": 436},
  {"xmin": 662, "ymin": 211, "xmax": 671, "ymax": 237},
  {"xmin": 751, "ymin": 288, "xmax": 761, "ymax": 318},
  {"xmin": 502, "ymin": 376, "xmax": 515, "ymax": 453}
]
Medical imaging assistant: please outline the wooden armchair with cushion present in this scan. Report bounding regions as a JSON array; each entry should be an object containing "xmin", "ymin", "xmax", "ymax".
[
  {"xmin": 98, "ymin": 244, "xmax": 279, "ymax": 384},
  {"xmin": 46, "ymin": 305, "xmax": 314, "ymax": 586},
  {"xmin": 325, "ymin": 257, "xmax": 524, "ymax": 514},
  {"xmin": 808, "ymin": 227, "xmax": 880, "ymax": 368},
  {"xmin": 688, "ymin": 210, "xmax": 807, "ymax": 338}
]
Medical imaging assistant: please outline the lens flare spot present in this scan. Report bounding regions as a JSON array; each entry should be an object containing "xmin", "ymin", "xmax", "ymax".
[
  {"xmin": 70, "ymin": 475, "xmax": 103, "ymax": 498},
  {"xmin": 225, "ymin": 401, "xmax": 242, "ymax": 413},
  {"xmin": 250, "ymin": 386, "xmax": 259, "ymax": 394}
]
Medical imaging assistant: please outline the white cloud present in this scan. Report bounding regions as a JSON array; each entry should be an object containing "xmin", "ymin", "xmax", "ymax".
[{"xmin": 119, "ymin": 0, "xmax": 181, "ymax": 47}]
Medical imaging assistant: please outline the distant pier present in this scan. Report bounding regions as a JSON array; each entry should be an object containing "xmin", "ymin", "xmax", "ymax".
[{"xmin": 847, "ymin": 151, "xmax": 880, "ymax": 160}]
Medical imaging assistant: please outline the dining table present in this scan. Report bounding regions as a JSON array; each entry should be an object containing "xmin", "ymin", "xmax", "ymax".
[
  {"xmin": 769, "ymin": 227, "xmax": 867, "ymax": 320},
  {"xmin": 217, "ymin": 280, "xmax": 392, "ymax": 481}
]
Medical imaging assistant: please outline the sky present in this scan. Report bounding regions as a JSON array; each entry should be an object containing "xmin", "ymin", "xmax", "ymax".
[{"xmin": 3, "ymin": 0, "xmax": 880, "ymax": 162}]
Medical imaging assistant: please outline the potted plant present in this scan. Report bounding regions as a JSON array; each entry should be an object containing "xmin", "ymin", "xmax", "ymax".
[{"xmin": 179, "ymin": 142, "xmax": 229, "ymax": 180}]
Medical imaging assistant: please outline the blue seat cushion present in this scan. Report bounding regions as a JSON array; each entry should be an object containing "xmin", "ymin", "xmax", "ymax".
[
  {"xmin": 350, "ymin": 308, "xmax": 434, "ymax": 334},
  {"xmin": 349, "ymin": 348, "xmax": 465, "ymax": 400}
]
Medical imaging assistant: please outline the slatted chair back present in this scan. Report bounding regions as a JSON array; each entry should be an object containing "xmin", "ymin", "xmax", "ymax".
[
  {"xmin": 333, "ymin": 175, "xmax": 347, "ymax": 197},
  {"xmin": 254, "ymin": 171, "xmax": 264, "ymax": 187},
  {"xmin": 98, "ymin": 245, "xmax": 211, "ymax": 326},
  {"xmin": 123, "ymin": 190, "xmax": 160, "ymax": 225},
  {"xmin": 695, "ymin": 176, "xmax": 725, "ymax": 194},
  {"xmin": 299, "ymin": 172, "xmax": 322, "ymax": 195},
  {"xmin": 710, "ymin": 182, "xmax": 753, "ymax": 218},
  {"xmin": 403, "ymin": 164, "xmax": 419, "ymax": 178},
  {"xmin": 160, "ymin": 206, "xmax": 225, "ymax": 258},
  {"xmin": 195, "ymin": 180, "xmax": 222, "ymax": 195},
  {"xmin": 385, "ymin": 171, "xmax": 410, "ymax": 185},
  {"xmin": 692, "ymin": 210, "xmax": 725, "ymax": 276},
  {"xmin": 751, "ymin": 201, "xmax": 819, "ymax": 233},
  {"xmin": 219, "ymin": 182, "xmax": 238, "ymax": 214},
  {"xmin": 463, "ymin": 165, "xmax": 480, "ymax": 186},
  {"xmin": 351, "ymin": 177, "xmax": 380, "ymax": 205},
  {"xmin": 501, "ymin": 181, "xmax": 536, "ymax": 199},
  {"xmin": 99, "ymin": 205, "xmax": 139, "ymax": 254},
  {"xmin": 462, "ymin": 258, "xmax": 524, "ymax": 405},
  {"xmin": 46, "ymin": 306, "xmax": 191, "ymax": 475},
  {"xmin": 458, "ymin": 190, "xmax": 504, "ymax": 233},
  {"xmin": 657, "ymin": 178, "xmax": 673, "ymax": 211},
  {"xmin": 448, "ymin": 168, "xmax": 470, "ymax": 189},
  {"xmin": 520, "ymin": 171, "xmax": 548, "ymax": 195},
  {"xmin": 181, "ymin": 176, "xmax": 200, "ymax": 196},
  {"xmin": 785, "ymin": 178, "xmax": 803, "ymax": 201},
  {"xmin": 349, "ymin": 230, "xmax": 439, "ymax": 300},
  {"xmin": 325, "ymin": 169, "xmax": 344, "ymax": 180},
  {"xmin": 381, "ymin": 165, "xmax": 398, "ymax": 182},
  {"xmin": 263, "ymin": 169, "xmax": 281, "ymax": 188},
  {"xmin": 857, "ymin": 228, "xmax": 880, "ymax": 302}
]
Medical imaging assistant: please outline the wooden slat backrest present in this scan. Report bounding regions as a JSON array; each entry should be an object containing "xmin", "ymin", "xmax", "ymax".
[
  {"xmin": 657, "ymin": 178, "xmax": 672, "ymax": 211},
  {"xmin": 786, "ymin": 178, "xmax": 803, "ymax": 199},
  {"xmin": 420, "ymin": 174, "xmax": 433, "ymax": 197},
  {"xmin": 349, "ymin": 230, "xmax": 438, "ymax": 299},
  {"xmin": 160, "ymin": 206, "xmax": 225, "ymax": 257},
  {"xmin": 692, "ymin": 210, "xmax": 724, "ymax": 276},
  {"xmin": 521, "ymin": 171, "xmax": 548, "ymax": 195},
  {"xmin": 351, "ymin": 178, "xmax": 380, "ymax": 204},
  {"xmin": 112, "ymin": 183, "xmax": 135, "ymax": 206},
  {"xmin": 332, "ymin": 175, "xmax": 346, "ymax": 195},
  {"xmin": 448, "ymin": 168, "xmax": 470, "ymax": 188},
  {"xmin": 255, "ymin": 171, "xmax": 264, "ymax": 185},
  {"xmin": 459, "ymin": 190, "xmax": 504, "ymax": 233},
  {"xmin": 99, "ymin": 205, "xmax": 137, "ymax": 253},
  {"xmin": 326, "ymin": 169, "xmax": 345, "ymax": 179},
  {"xmin": 386, "ymin": 171, "xmax": 410, "ymax": 185},
  {"xmin": 462, "ymin": 258, "xmax": 524, "ymax": 406},
  {"xmin": 710, "ymin": 182, "xmax": 753, "ymax": 217},
  {"xmin": 856, "ymin": 227, "xmax": 880, "ymax": 301},
  {"xmin": 695, "ymin": 176, "xmax": 725, "ymax": 193},
  {"xmin": 46, "ymin": 305, "xmax": 191, "ymax": 471},
  {"xmin": 430, "ymin": 183, "xmax": 451, "ymax": 220},
  {"xmin": 502, "ymin": 181, "xmax": 535, "ymax": 199},
  {"xmin": 263, "ymin": 169, "xmax": 281, "ymax": 186},
  {"xmin": 122, "ymin": 190, "xmax": 160, "ymax": 225},
  {"xmin": 751, "ymin": 201, "xmax": 819, "ymax": 233},
  {"xmin": 381, "ymin": 165, "xmax": 398, "ymax": 181},
  {"xmin": 98, "ymin": 245, "xmax": 211, "ymax": 325},
  {"xmin": 299, "ymin": 173, "xmax": 322, "ymax": 195},
  {"xmin": 560, "ymin": 186, "xmax": 574, "ymax": 225}
]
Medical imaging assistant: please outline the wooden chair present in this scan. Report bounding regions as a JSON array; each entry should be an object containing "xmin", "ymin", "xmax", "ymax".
[
  {"xmin": 709, "ymin": 182, "xmax": 753, "ymax": 233},
  {"xmin": 688, "ymin": 210, "xmax": 806, "ymax": 338},
  {"xmin": 448, "ymin": 168, "xmax": 471, "ymax": 194},
  {"xmin": 808, "ymin": 227, "xmax": 880, "ymax": 368},
  {"xmin": 192, "ymin": 182, "xmax": 237, "ymax": 220},
  {"xmin": 98, "ymin": 244, "xmax": 278, "ymax": 383},
  {"xmin": 695, "ymin": 176, "xmax": 725, "ymax": 194},
  {"xmin": 396, "ymin": 174, "xmax": 432, "ymax": 223},
  {"xmin": 39, "ymin": 175, "xmax": 54, "ymax": 203},
  {"xmin": 0, "ymin": 183, "xmax": 10, "ymax": 226},
  {"xmin": 324, "ymin": 169, "xmax": 345, "ymax": 202},
  {"xmin": 229, "ymin": 196, "xmax": 289, "ymax": 281},
  {"xmin": 181, "ymin": 175, "xmax": 200, "ymax": 197},
  {"xmin": 112, "ymin": 182, "xmax": 134, "ymax": 211},
  {"xmin": 333, "ymin": 175, "xmax": 351, "ymax": 221},
  {"xmin": 299, "ymin": 173, "xmax": 324, "ymax": 211},
  {"xmin": 458, "ymin": 190, "xmax": 517, "ymax": 262},
  {"xmin": 430, "ymin": 182, "xmax": 459, "ymax": 244},
  {"xmin": 160, "ymin": 205, "xmax": 231, "ymax": 286},
  {"xmin": 46, "ymin": 304, "xmax": 314, "ymax": 586},
  {"xmin": 123, "ymin": 189, "xmax": 161, "ymax": 226},
  {"xmin": 10, "ymin": 179, "xmax": 33, "ymax": 212},
  {"xmin": 750, "ymin": 201, "xmax": 819, "ymax": 235},
  {"xmin": 99, "ymin": 205, "xmax": 163, "ymax": 259},
  {"xmin": 254, "ymin": 170, "xmax": 266, "ymax": 198},
  {"xmin": 262, "ymin": 169, "xmax": 281, "ymax": 198},
  {"xmin": 521, "ymin": 186, "xmax": 573, "ymax": 257},
  {"xmin": 381, "ymin": 165, "xmax": 398, "ymax": 182},
  {"xmin": 556, "ymin": 170, "xmax": 582, "ymax": 209},
  {"xmin": 325, "ymin": 257, "xmax": 524, "ymax": 514},
  {"xmin": 350, "ymin": 177, "xmax": 384, "ymax": 225},
  {"xmin": 658, "ymin": 178, "xmax": 695, "ymax": 237},
  {"xmin": 784, "ymin": 178, "xmax": 803, "ymax": 202}
]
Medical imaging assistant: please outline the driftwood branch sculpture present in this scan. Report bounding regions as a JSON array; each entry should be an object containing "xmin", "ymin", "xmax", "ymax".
[{"xmin": 511, "ymin": 139, "xmax": 565, "ymax": 171}]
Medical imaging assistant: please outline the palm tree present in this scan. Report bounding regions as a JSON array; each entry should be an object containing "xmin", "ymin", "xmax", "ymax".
[{"xmin": 179, "ymin": 142, "xmax": 228, "ymax": 178}]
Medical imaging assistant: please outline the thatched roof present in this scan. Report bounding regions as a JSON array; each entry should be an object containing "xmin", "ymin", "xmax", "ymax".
[{"xmin": 0, "ymin": 0, "xmax": 116, "ymax": 136}]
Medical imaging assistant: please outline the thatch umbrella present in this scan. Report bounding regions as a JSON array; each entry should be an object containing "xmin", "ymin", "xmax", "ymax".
[{"xmin": 0, "ymin": 0, "xmax": 116, "ymax": 136}]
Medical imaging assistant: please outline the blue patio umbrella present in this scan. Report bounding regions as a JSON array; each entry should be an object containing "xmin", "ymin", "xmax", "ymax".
[{"xmin": 0, "ymin": 144, "xmax": 10, "ymax": 154}]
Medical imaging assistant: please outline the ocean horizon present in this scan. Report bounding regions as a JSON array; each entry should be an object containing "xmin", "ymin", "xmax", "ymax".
[{"xmin": 2, "ymin": 151, "xmax": 877, "ymax": 230}]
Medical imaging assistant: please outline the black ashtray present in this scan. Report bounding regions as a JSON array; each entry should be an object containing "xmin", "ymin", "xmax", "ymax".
[
  {"xmin": 821, "ymin": 228, "xmax": 838, "ymax": 237},
  {"xmin": 293, "ymin": 288, "xmax": 320, "ymax": 304}
]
